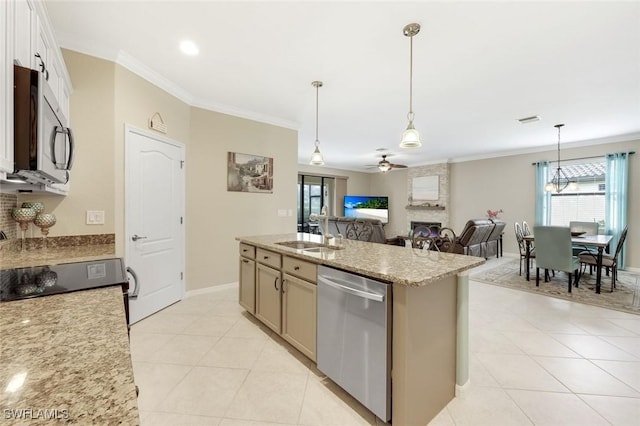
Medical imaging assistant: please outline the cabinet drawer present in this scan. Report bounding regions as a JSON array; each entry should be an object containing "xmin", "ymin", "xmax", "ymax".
[
  {"xmin": 283, "ymin": 256, "xmax": 317, "ymax": 283},
  {"xmin": 256, "ymin": 248, "xmax": 281, "ymax": 269},
  {"xmin": 239, "ymin": 243, "xmax": 256, "ymax": 259}
]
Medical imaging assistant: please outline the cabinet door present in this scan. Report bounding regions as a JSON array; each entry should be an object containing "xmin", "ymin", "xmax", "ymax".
[
  {"xmin": 255, "ymin": 263, "xmax": 281, "ymax": 334},
  {"xmin": 14, "ymin": 0, "xmax": 35, "ymax": 68},
  {"xmin": 239, "ymin": 257, "xmax": 256, "ymax": 313},
  {"xmin": 1, "ymin": 0, "xmax": 14, "ymax": 174},
  {"xmin": 282, "ymin": 273, "xmax": 317, "ymax": 361},
  {"xmin": 33, "ymin": 14, "xmax": 49, "ymax": 71}
]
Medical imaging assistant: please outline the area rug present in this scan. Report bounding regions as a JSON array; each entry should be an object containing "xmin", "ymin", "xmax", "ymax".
[{"xmin": 470, "ymin": 259, "xmax": 640, "ymax": 315}]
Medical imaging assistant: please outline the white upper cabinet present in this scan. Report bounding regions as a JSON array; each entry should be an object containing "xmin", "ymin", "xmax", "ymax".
[
  {"xmin": 1, "ymin": 0, "xmax": 72, "ymax": 190},
  {"xmin": 13, "ymin": 0, "xmax": 35, "ymax": 68},
  {"xmin": 1, "ymin": 0, "xmax": 15, "ymax": 174}
]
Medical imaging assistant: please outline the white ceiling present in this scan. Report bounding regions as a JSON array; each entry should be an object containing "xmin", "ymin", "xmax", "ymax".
[{"xmin": 45, "ymin": 1, "xmax": 640, "ymax": 172}]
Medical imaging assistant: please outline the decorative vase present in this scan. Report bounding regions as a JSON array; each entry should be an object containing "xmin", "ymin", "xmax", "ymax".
[
  {"xmin": 11, "ymin": 208, "xmax": 37, "ymax": 251},
  {"xmin": 21, "ymin": 201, "xmax": 45, "ymax": 215},
  {"xmin": 34, "ymin": 213, "xmax": 57, "ymax": 248}
]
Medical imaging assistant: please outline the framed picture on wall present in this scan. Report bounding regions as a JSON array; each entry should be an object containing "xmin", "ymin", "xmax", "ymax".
[
  {"xmin": 412, "ymin": 175, "xmax": 439, "ymax": 200},
  {"xmin": 227, "ymin": 152, "xmax": 274, "ymax": 193}
]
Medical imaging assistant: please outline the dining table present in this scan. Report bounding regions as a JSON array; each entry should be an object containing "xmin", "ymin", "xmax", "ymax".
[{"xmin": 523, "ymin": 233, "xmax": 614, "ymax": 294}]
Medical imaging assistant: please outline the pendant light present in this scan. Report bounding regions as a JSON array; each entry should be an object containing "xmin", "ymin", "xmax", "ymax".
[
  {"xmin": 309, "ymin": 81, "xmax": 325, "ymax": 166},
  {"xmin": 545, "ymin": 124, "xmax": 578, "ymax": 193},
  {"xmin": 400, "ymin": 23, "xmax": 421, "ymax": 148}
]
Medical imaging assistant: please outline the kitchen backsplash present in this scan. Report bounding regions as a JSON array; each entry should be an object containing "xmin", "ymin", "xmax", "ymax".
[
  {"xmin": 0, "ymin": 193, "xmax": 18, "ymax": 240},
  {"xmin": 1, "ymin": 233, "xmax": 115, "ymax": 252}
]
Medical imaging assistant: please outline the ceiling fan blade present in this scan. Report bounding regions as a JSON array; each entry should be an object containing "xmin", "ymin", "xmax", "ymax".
[{"xmin": 389, "ymin": 163, "xmax": 408, "ymax": 169}]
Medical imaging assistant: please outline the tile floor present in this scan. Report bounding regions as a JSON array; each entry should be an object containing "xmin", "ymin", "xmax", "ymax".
[{"xmin": 130, "ymin": 257, "xmax": 640, "ymax": 425}]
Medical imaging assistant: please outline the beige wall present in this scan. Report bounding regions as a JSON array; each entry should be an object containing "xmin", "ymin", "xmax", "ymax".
[
  {"xmin": 21, "ymin": 50, "xmax": 298, "ymax": 290},
  {"xmin": 189, "ymin": 108, "xmax": 298, "ymax": 288},
  {"xmin": 18, "ymin": 51, "xmax": 116, "ymax": 238},
  {"xmin": 450, "ymin": 139, "xmax": 639, "ymax": 269}
]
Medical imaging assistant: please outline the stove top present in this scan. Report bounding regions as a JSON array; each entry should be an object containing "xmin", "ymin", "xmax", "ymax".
[{"xmin": 0, "ymin": 258, "xmax": 128, "ymax": 302}]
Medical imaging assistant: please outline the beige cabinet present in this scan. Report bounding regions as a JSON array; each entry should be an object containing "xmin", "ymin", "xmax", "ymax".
[
  {"xmin": 239, "ymin": 243, "xmax": 256, "ymax": 313},
  {"xmin": 282, "ymin": 273, "xmax": 317, "ymax": 361},
  {"xmin": 256, "ymin": 262, "xmax": 282, "ymax": 333},
  {"xmin": 239, "ymin": 244, "xmax": 318, "ymax": 361}
]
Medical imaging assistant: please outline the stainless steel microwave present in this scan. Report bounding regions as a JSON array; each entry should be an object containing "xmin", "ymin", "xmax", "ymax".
[{"xmin": 12, "ymin": 64, "xmax": 74, "ymax": 185}]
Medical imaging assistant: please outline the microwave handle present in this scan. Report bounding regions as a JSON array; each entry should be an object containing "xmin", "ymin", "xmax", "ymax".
[
  {"xmin": 65, "ymin": 127, "xmax": 74, "ymax": 170},
  {"xmin": 51, "ymin": 126, "xmax": 74, "ymax": 171}
]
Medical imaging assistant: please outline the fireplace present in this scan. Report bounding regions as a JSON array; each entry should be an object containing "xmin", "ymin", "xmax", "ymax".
[{"xmin": 411, "ymin": 221, "xmax": 442, "ymax": 237}]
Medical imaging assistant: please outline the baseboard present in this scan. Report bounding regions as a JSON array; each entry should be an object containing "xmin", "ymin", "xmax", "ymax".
[
  {"xmin": 455, "ymin": 380, "xmax": 471, "ymax": 397},
  {"xmin": 185, "ymin": 282, "xmax": 238, "ymax": 298}
]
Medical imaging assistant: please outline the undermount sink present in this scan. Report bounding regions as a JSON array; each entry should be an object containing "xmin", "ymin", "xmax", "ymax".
[{"xmin": 275, "ymin": 240, "xmax": 344, "ymax": 251}]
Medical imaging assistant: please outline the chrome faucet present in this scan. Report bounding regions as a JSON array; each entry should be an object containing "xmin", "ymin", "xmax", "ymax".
[{"xmin": 310, "ymin": 205, "xmax": 333, "ymax": 243}]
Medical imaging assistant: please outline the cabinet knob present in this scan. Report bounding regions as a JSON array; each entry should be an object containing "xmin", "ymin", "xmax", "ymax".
[
  {"xmin": 294, "ymin": 266, "xmax": 300, "ymax": 271},
  {"xmin": 264, "ymin": 256, "xmax": 269, "ymax": 260}
]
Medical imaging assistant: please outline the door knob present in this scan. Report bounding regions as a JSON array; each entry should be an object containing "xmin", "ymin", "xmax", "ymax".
[{"xmin": 131, "ymin": 234, "xmax": 147, "ymax": 241}]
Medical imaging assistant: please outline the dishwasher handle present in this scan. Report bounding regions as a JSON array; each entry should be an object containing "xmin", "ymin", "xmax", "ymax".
[{"xmin": 318, "ymin": 274, "xmax": 385, "ymax": 302}]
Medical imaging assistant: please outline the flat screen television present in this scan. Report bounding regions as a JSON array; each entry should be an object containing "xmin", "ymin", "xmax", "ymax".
[{"xmin": 344, "ymin": 196, "xmax": 389, "ymax": 224}]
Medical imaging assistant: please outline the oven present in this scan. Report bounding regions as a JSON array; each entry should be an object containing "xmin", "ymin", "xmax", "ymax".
[{"xmin": 0, "ymin": 258, "xmax": 130, "ymax": 324}]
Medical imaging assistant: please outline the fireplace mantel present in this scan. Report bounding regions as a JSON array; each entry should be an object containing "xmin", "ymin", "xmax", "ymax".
[{"xmin": 405, "ymin": 205, "xmax": 445, "ymax": 211}]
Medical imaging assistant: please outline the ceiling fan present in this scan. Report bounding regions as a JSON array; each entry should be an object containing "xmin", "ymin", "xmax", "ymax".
[{"xmin": 368, "ymin": 154, "xmax": 408, "ymax": 173}]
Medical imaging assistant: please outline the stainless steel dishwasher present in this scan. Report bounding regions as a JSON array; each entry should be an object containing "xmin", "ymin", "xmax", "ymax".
[{"xmin": 317, "ymin": 265, "xmax": 392, "ymax": 422}]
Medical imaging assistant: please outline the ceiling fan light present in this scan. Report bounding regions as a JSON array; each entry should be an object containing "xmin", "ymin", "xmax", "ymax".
[
  {"xmin": 400, "ymin": 124, "xmax": 421, "ymax": 148},
  {"xmin": 309, "ymin": 144, "xmax": 324, "ymax": 166},
  {"xmin": 378, "ymin": 162, "xmax": 391, "ymax": 173}
]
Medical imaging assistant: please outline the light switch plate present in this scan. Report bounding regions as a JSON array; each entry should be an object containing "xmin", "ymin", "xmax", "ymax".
[{"xmin": 86, "ymin": 210, "xmax": 105, "ymax": 225}]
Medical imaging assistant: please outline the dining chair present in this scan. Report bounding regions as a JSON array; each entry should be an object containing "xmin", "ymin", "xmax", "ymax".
[
  {"xmin": 522, "ymin": 221, "xmax": 532, "ymax": 236},
  {"xmin": 533, "ymin": 226, "xmax": 581, "ymax": 293},
  {"xmin": 514, "ymin": 222, "xmax": 535, "ymax": 276},
  {"xmin": 579, "ymin": 226, "xmax": 628, "ymax": 292}
]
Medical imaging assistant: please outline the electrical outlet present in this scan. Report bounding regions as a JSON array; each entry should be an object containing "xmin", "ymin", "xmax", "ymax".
[{"xmin": 86, "ymin": 210, "xmax": 105, "ymax": 225}]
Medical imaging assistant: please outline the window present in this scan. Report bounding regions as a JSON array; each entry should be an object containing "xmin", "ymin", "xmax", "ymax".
[
  {"xmin": 297, "ymin": 175, "xmax": 334, "ymax": 233},
  {"xmin": 548, "ymin": 158, "xmax": 606, "ymax": 231}
]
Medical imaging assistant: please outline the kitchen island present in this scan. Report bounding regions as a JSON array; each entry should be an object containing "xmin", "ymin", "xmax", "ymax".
[
  {"xmin": 0, "ymin": 286, "xmax": 138, "ymax": 424},
  {"xmin": 236, "ymin": 232, "xmax": 485, "ymax": 425}
]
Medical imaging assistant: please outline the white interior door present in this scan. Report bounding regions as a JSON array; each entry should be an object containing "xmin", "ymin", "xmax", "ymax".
[{"xmin": 125, "ymin": 125, "xmax": 185, "ymax": 324}]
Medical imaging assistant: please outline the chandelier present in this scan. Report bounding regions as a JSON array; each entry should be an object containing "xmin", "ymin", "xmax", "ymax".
[{"xmin": 545, "ymin": 124, "xmax": 578, "ymax": 193}]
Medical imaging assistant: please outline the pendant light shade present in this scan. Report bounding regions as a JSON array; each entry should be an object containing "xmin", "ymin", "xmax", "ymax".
[
  {"xmin": 400, "ymin": 23, "xmax": 422, "ymax": 149},
  {"xmin": 309, "ymin": 81, "xmax": 325, "ymax": 166}
]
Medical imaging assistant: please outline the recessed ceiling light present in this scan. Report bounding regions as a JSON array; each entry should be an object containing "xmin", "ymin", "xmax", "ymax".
[
  {"xmin": 517, "ymin": 115, "xmax": 541, "ymax": 124},
  {"xmin": 179, "ymin": 40, "xmax": 199, "ymax": 56}
]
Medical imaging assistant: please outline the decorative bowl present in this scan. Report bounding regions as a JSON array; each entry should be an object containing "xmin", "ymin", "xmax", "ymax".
[
  {"xmin": 11, "ymin": 208, "xmax": 37, "ymax": 224},
  {"xmin": 571, "ymin": 231, "xmax": 586, "ymax": 237},
  {"xmin": 21, "ymin": 202, "xmax": 45, "ymax": 214}
]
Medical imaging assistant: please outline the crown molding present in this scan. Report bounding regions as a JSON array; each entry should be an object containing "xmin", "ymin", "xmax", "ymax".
[
  {"xmin": 191, "ymin": 98, "xmax": 299, "ymax": 130},
  {"xmin": 448, "ymin": 132, "xmax": 640, "ymax": 164},
  {"xmin": 115, "ymin": 51, "xmax": 195, "ymax": 105},
  {"xmin": 54, "ymin": 40, "xmax": 299, "ymax": 129}
]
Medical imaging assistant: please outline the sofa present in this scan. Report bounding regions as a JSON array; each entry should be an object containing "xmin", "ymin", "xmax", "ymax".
[
  {"xmin": 453, "ymin": 219, "xmax": 505, "ymax": 258},
  {"xmin": 325, "ymin": 217, "xmax": 391, "ymax": 244},
  {"xmin": 485, "ymin": 219, "xmax": 506, "ymax": 258}
]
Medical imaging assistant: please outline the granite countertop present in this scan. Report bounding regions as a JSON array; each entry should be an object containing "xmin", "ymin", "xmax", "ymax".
[
  {"xmin": 0, "ymin": 286, "xmax": 139, "ymax": 425},
  {"xmin": 237, "ymin": 233, "xmax": 485, "ymax": 287},
  {"xmin": 0, "ymin": 244, "xmax": 116, "ymax": 270}
]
